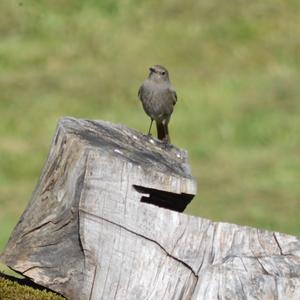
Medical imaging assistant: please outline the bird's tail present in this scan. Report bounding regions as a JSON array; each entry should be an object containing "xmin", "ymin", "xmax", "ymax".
[{"xmin": 156, "ymin": 121, "xmax": 170, "ymax": 143}]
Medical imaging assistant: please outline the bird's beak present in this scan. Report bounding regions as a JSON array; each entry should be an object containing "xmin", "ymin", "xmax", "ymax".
[{"xmin": 149, "ymin": 67, "xmax": 155, "ymax": 73}]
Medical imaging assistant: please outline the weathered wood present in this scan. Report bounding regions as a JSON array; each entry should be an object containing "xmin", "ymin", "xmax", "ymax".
[{"xmin": 1, "ymin": 117, "xmax": 300, "ymax": 300}]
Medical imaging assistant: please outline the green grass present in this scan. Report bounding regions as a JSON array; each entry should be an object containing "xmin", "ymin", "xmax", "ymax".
[
  {"xmin": 0, "ymin": 0, "xmax": 300, "ymax": 254},
  {"xmin": 0, "ymin": 276, "xmax": 64, "ymax": 300}
]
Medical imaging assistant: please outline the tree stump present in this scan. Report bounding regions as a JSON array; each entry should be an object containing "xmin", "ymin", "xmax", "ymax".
[{"xmin": 1, "ymin": 117, "xmax": 300, "ymax": 300}]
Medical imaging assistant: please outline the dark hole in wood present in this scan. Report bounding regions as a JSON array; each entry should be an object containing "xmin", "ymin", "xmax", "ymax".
[{"xmin": 133, "ymin": 185, "xmax": 194, "ymax": 212}]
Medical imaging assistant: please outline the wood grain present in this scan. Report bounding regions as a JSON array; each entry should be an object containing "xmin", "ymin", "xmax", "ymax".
[{"xmin": 1, "ymin": 117, "xmax": 300, "ymax": 300}]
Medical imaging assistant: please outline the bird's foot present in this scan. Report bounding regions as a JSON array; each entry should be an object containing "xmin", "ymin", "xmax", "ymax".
[{"xmin": 162, "ymin": 138, "xmax": 171, "ymax": 149}]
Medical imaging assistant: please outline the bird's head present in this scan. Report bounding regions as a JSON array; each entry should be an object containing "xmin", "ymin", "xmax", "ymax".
[{"xmin": 148, "ymin": 65, "xmax": 170, "ymax": 83}]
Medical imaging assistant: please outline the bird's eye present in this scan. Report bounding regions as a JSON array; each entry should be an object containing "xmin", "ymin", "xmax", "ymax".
[{"xmin": 161, "ymin": 71, "xmax": 166, "ymax": 75}]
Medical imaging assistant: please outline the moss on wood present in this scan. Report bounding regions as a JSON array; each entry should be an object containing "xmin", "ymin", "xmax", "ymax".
[{"xmin": 0, "ymin": 276, "xmax": 64, "ymax": 300}]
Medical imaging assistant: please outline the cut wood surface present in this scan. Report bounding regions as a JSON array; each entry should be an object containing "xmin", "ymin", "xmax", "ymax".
[{"xmin": 1, "ymin": 117, "xmax": 300, "ymax": 300}]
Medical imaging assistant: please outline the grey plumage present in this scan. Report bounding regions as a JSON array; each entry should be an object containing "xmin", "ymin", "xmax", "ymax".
[{"xmin": 138, "ymin": 65, "xmax": 177, "ymax": 143}]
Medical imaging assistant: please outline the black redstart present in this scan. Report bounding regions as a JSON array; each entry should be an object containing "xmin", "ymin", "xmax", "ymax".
[{"xmin": 138, "ymin": 65, "xmax": 177, "ymax": 143}]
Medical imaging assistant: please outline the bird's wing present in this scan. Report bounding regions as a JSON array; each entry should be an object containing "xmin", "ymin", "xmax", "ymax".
[
  {"xmin": 169, "ymin": 87, "xmax": 177, "ymax": 106},
  {"xmin": 138, "ymin": 85, "xmax": 143, "ymax": 100},
  {"xmin": 139, "ymin": 83, "xmax": 153, "ymax": 102}
]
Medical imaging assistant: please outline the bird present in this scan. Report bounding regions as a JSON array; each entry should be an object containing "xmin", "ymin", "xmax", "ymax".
[{"xmin": 138, "ymin": 65, "xmax": 177, "ymax": 143}]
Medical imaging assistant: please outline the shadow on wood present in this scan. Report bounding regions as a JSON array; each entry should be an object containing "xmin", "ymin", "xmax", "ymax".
[{"xmin": 1, "ymin": 117, "xmax": 300, "ymax": 300}]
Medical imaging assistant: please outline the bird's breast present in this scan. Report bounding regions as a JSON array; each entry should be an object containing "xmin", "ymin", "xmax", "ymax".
[{"xmin": 140, "ymin": 82, "xmax": 174, "ymax": 121}]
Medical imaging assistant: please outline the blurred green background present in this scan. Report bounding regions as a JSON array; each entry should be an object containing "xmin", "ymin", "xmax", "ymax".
[{"xmin": 0, "ymin": 0, "xmax": 299, "ymax": 254}]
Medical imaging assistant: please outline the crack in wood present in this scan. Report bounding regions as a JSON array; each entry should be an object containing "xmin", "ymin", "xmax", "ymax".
[
  {"xmin": 23, "ymin": 265, "xmax": 55, "ymax": 275},
  {"xmin": 79, "ymin": 208, "xmax": 198, "ymax": 280},
  {"xmin": 20, "ymin": 220, "xmax": 56, "ymax": 239},
  {"xmin": 89, "ymin": 265, "xmax": 97, "ymax": 300},
  {"xmin": 273, "ymin": 233, "xmax": 284, "ymax": 255},
  {"xmin": 256, "ymin": 257, "xmax": 272, "ymax": 276}
]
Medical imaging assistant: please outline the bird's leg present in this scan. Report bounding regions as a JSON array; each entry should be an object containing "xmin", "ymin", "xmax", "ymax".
[
  {"xmin": 163, "ymin": 123, "xmax": 170, "ymax": 144},
  {"xmin": 161, "ymin": 119, "xmax": 170, "ymax": 144},
  {"xmin": 147, "ymin": 118, "xmax": 153, "ymax": 136}
]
